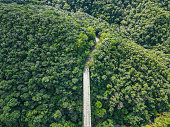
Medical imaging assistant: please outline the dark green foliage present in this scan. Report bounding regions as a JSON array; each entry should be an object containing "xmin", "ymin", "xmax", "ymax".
[
  {"xmin": 90, "ymin": 33, "xmax": 170, "ymax": 126},
  {"xmin": 0, "ymin": 3, "xmax": 97, "ymax": 126},
  {"xmin": 144, "ymin": 112, "xmax": 170, "ymax": 127},
  {"xmin": 49, "ymin": 0, "xmax": 169, "ymax": 23},
  {"xmin": 0, "ymin": 0, "xmax": 169, "ymax": 126},
  {"xmin": 0, "ymin": 0, "xmax": 48, "ymax": 5},
  {"xmin": 54, "ymin": 0, "xmax": 169, "ymax": 54},
  {"xmin": 120, "ymin": 1, "xmax": 169, "ymax": 53}
]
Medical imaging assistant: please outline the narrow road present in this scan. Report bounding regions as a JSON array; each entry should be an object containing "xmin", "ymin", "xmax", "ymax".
[{"xmin": 83, "ymin": 36, "xmax": 99, "ymax": 127}]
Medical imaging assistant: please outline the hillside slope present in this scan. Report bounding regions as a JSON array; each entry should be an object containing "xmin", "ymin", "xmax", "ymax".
[
  {"xmin": 0, "ymin": 3, "xmax": 102, "ymax": 126},
  {"xmin": 0, "ymin": 1, "xmax": 169, "ymax": 127}
]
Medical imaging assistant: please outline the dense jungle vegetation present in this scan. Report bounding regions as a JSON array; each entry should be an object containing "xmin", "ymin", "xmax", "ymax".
[{"xmin": 0, "ymin": 0, "xmax": 169, "ymax": 127}]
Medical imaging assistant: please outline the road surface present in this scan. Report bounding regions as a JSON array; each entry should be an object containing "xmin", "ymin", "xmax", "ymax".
[{"xmin": 83, "ymin": 36, "xmax": 99, "ymax": 127}]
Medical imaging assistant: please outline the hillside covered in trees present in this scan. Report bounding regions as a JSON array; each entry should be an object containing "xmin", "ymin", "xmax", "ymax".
[{"xmin": 0, "ymin": 0, "xmax": 169, "ymax": 127}]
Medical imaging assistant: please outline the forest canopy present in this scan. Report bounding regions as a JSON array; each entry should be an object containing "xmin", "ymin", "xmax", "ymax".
[{"xmin": 0, "ymin": 0, "xmax": 169, "ymax": 127}]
